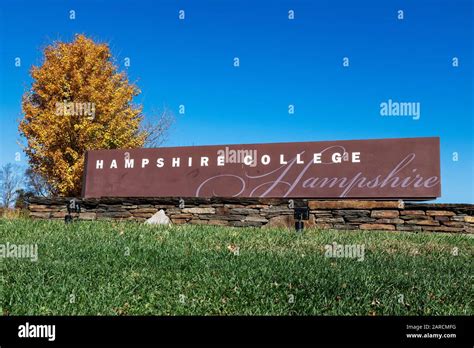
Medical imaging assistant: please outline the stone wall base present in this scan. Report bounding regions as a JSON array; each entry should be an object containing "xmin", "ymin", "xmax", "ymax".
[{"xmin": 27, "ymin": 197, "xmax": 474, "ymax": 233}]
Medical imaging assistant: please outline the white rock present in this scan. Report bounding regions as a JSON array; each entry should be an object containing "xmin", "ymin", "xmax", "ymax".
[{"xmin": 145, "ymin": 209, "xmax": 171, "ymax": 225}]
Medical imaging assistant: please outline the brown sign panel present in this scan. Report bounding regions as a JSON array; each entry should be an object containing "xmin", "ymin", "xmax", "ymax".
[{"xmin": 82, "ymin": 137, "xmax": 441, "ymax": 199}]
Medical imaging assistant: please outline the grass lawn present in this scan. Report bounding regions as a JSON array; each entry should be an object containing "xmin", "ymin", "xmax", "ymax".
[{"xmin": 1, "ymin": 219, "xmax": 472, "ymax": 315}]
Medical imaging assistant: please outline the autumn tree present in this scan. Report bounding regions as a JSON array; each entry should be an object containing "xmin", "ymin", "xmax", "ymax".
[{"xmin": 19, "ymin": 34, "xmax": 172, "ymax": 196}]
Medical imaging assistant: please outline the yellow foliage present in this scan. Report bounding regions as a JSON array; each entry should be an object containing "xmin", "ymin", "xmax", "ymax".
[{"xmin": 19, "ymin": 34, "xmax": 148, "ymax": 196}]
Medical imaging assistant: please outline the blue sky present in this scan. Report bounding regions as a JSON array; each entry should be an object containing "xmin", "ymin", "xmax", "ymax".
[{"xmin": 0, "ymin": 0, "xmax": 472, "ymax": 202}]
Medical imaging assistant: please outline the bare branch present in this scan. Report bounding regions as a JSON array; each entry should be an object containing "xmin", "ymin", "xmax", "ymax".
[
  {"xmin": 142, "ymin": 107, "xmax": 175, "ymax": 148},
  {"xmin": 0, "ymin": 163, "xmax": 24, "ymax": 208},
  {"xmin": 25, "ymin": 167, "xmax": 52, "ymax": 197}
]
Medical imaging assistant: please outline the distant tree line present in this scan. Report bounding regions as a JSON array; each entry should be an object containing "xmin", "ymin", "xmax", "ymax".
[{"xmin": 0, "ymin": 163, "xmax": 51, "ymax": 209}]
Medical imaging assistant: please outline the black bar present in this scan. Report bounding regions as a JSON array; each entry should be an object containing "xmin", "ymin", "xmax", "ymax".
[{"xmin": 0, "ymin": 316, "xmax": 472, "ymax": 346}]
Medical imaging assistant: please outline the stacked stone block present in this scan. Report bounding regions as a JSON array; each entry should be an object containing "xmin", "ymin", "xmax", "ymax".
[{"xmin": 27, "ymin": 197, "xmax": 474, "ymax": 233}]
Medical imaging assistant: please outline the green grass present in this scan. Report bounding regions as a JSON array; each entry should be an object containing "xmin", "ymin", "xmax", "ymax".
[{"xmin": 1, "ymin": 218, "xmax": 472, "ymax": 315}]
